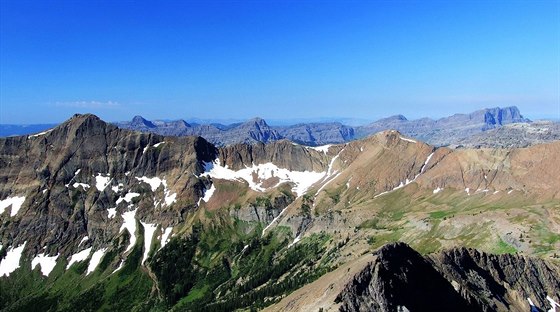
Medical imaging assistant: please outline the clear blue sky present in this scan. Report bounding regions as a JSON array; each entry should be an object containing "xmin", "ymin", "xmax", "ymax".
[{"xmin": 1, "ymin": 0, "xmax": 558, "ymax": 124}]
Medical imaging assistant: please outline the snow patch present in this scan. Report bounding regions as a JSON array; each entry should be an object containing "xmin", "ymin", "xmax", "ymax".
[
  {"xmin": 547, "ymin": 295, "xmax": 560, "ymax": 311},
  {"xmin": 86, "ymin": 248, "xmax": 106, "ymax": 275},
  {"xmin": 433, "ymin": 187, "xmax": 443, "ymax": 194},
  {"xmin": 153, "ymin": 142, "xmax": 165, "ymax": 148},
  {"xmin": 202, "ymin": 184, "xmax": 216, "ymax": 203},
  {"xmin": 508, "ymin": 190, "xmax": 514, "ymax": 194},
  {"xmin": 0, "ymin": 242, "xmax": 27, "ymax": 277},
  {"xmin": 400, "ymin": 136, "xmax": 417, "ymax": 143},
  {"xmin": 141, "ymin": 222, "xmax": 157, "ymax": 264},
  {"xmin": 95, "ymin": 174, "xmax": 111, "ymax": 191},
  {"xmin": 308, "ymin": 144, "xmax": 332, "ymax": 154},
  {"xmin": 107, "ymin": 208, "xmax": 117, "ymax": 219},
  {"xmin": 163, "ymin": 188, "xmax": 176, "ymax": 206},
  {"xmin": 31, "ymin": 253, "xmax": 59, "ymax": 276},
  {"xmin": 79, "ymin": 236, "xmax": 89, "ymax": 246},
  {"xmin": 113, "ymin": 260, "xmax": 125, "ymax": 274},
  {"xmin": 66, "ymin": 247, "xmax": 92, "ymax": 269},
  {"xmin": 136, "ymin": 176, "xmax": 163, "ymax": 192},
  {"xmin": 0, "ymin": 196, "xmax": 26, "ymax": 217},
  {"xmin": 111, "ymin": 183, "xmax": 124, "ymax": 193},
  {"xmin": 465, "ymin": 188, "xmax": 470, "ymax": 195},
  {"xmin": 73, "ymin": 182, "xmax": 90, "ymax": 189},
  {"xmin": 160, "ymin": 227, "xmax": 173, "ymax": 250},
  {"xmin": 28, "ymin": 129, "xmax": 53, "ymax": 138},
  {"xmin": 120, "ymin": 209, "xmax": 138, "ymax": 252},
  {"xmin": 288, "ymin": 234, "xmax": 302, "ymax": 248},
  {"xmin": 116, "ymin": 192, "xmax": 140, "ymax": 205},
  {"xmin": 420, "ymin": 152, "xmax": 434, "ymax": 173}
]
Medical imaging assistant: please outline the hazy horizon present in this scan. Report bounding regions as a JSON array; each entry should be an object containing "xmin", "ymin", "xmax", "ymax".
[{"xmin": 1, "ymin": 1, "xmax": 559, "ymax": 124}]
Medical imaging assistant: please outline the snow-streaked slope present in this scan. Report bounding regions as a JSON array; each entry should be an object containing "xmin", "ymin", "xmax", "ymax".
[{"xmin": 202, "ymin": 159, "xmax": 325, "ymax": 196}]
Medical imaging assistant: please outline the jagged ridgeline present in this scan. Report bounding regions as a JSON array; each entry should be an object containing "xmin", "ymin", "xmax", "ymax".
[{"xmin": 0, "ymin": 114, "xmax": 559, "ymax": 311}]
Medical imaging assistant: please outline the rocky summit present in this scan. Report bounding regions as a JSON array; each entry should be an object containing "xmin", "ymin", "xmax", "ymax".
[{"xmin": 0, "ymin": 114, "xmax": 558, "ymax": 311}]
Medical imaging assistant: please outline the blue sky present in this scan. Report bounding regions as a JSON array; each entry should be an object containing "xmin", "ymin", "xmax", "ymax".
[{"xmin": 0, "ymin": 0, "xmax": 558, "ymax": 124}]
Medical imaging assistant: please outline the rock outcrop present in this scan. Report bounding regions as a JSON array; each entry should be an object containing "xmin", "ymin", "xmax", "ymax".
[{"xmin": 336, "ymin": 243, "xmax": 560, "ymax": 312}]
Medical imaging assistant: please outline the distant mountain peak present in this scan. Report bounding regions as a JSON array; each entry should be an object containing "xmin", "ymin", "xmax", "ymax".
[
  {"xmin": 245, "ymin": 117, "xmax": 268, "ymax": 126},
  {"xmin": 131, "ymin": 115, "xmax": 156, "ymax": 128}
]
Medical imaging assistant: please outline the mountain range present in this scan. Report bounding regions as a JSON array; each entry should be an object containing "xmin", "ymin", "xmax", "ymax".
[
  {"xmin": 0, "ymin": 113, "xmax": 558, "ymax": 311},
  {"xmin": 5, "ymin": 106, "xmax": 558, "ymax": 149},
  {"xmin": 114, "ymin": 106, "xmax": 534, "ymax": 147}
]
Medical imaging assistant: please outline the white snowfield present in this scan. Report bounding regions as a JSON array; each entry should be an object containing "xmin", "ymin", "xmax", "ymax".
[
  {"xmin": 116, "ymin": 192, "xmax": 140, "ymax": 205},
  {"xmin": 0, "ymin": 196, "xmax": 26, "ymax": 217},
  {"xmin": 86, "ymin": 248, "xmax": 107, "ymax": 275},
  {"xmin": 73, "ymin": 182, "xmax": 90, "ymax": 189},
  {"xmin": 160, "ymin": 227, "xmax": 173, "ymax": 250},
  {"xmin": 66, "ymin": 247, "xmax": 92, "ymax": 269},
  {"xmin": 308, "ymin": 144, "xmax": 332, "ymax": 154},
  {"xmin": 0, "ymin": 242, "xmax": 27, "ymax": 277},
  {"xmin": 27, "ymin": 129, "xmax": 53, "ymax": 139},
  {"xmin": 79, "ymin": 236, "xmax": 89, "ymax": 246},
  {"xmin": 107, "ymin": 207, "xmax": 117, "ymax": 218},
  {"xmin": 0, "ymin": 196, "xmax": 25, "ymax": 217},
  {"xmin": 202, "ymin": 184, "xmax": 216, "ymax": 203},
  {"xmin": 141, "ymin": 222, "xmax": 158, "ymax": 264},
  {"xmin": 120, "ymin": 209, "xmax": 138, "ymax": 253},
  {"xmin": 31, "ymin": 253, "xmax": 59, "ymax": 276},
  {"xmin": 95, "ymin": 174, "xmax": 112, "ymax": 191},
  {"xmin": 399, "ymin": 136, "xmax": 417, "ymax": 143},
  {"xmin": 202, "ymin": 159, "xmax": 325, "ymax": 197}
]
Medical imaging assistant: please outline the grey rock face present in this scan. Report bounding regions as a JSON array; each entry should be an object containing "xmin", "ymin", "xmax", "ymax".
[{"xmin": 336, "ymin": 243, "xmax": 560, "ymax": 312}]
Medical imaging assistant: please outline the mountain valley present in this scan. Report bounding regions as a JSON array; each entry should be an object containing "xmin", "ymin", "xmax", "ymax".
[{"xmin": 0, "ymin": 113, "xmax": 558, "ymax": 311}]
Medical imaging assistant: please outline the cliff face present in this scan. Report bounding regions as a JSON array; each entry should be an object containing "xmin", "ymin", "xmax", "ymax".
[{"xmin": 335, "ymin": 243, "xmax": 559, "ymax": 312}]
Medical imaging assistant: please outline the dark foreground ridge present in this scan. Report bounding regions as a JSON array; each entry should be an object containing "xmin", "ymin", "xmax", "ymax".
[{"xmin": 336, "ymin": 242, "xmax": 560, "ymax": 312}]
